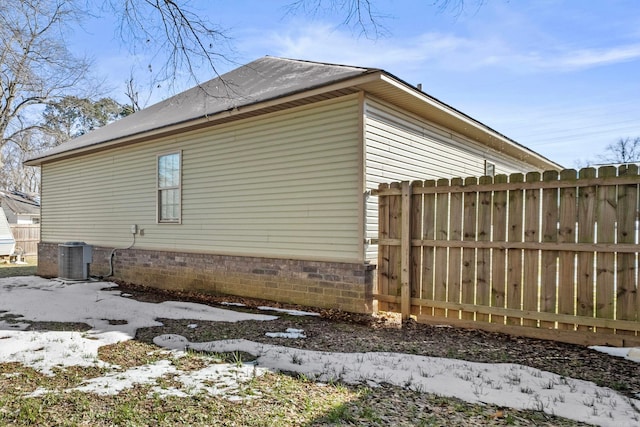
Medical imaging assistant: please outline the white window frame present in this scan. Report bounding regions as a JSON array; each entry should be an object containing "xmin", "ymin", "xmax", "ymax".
[
  {"xmin": 157, "ymin": 151, "xmax": 182, "ymax": 224},
  {"xmin": 484, "ymin": 160, "xmax": 496, "ymax": 177}
]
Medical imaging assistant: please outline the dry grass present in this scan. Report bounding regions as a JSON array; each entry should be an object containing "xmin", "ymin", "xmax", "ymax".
[
  {"xmin": 0, "ymin": 259, "xmax": 37, "ymax": 278},
  {"xmin": 0, "ymin": 341, "xmax": 589, "ymax": 426}
]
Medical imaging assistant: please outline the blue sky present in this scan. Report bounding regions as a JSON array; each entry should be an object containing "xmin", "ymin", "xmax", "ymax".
[{"xmin": 72, "ymin": 0, "xmax": 640, "ymax": 168}]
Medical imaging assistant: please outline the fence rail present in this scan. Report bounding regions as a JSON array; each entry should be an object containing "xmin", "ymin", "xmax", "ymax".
[
  {"xmin": 374, "ymin": 165, "xmax": 640, "ymax": 346},
  {"xmin": 10, "ymin": 224, "xmax": 40, "ymax": 257}
]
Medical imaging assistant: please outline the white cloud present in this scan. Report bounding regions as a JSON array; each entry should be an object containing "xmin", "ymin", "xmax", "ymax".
[
  {"xmin": 247, "ymin": 22, "xmax": 640, "ymax": 75},
  {"xmin": 251, "ymin": 23, "xmax": 482, "ymax": 71},
  {"xmin": 551, "ymin": 44, "xmax": 640, "ymax": 69}
]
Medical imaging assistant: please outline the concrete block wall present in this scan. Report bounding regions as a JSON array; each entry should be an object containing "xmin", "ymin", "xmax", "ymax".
[{"xmin": 38, "ymin": 242, "xmax": 376, "ymax": 313}]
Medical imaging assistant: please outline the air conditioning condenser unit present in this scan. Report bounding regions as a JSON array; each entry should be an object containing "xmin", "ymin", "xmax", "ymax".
[{"xmin": 58, "ymin": 242, "xmax": 92, "ymax": 280}]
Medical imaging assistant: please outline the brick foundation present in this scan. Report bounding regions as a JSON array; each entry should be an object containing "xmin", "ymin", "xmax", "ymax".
[{"xmin": 38, "ymin": 242, "xmax": 376, "ymax": 313}]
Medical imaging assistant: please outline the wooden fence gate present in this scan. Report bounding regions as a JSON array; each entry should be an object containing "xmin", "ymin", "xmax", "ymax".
[{"xmin": 374, "ymin": 165, "xmax": 640, "ymax": 346}]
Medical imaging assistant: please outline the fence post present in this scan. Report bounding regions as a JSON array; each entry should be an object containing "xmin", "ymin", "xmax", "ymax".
[
  {"xmin": 378, "ymin": 183, "xmax": 390, "ymax": 312},
  {"xmin": 401, "ymin": 181, "xmax": 412, "ymax": 320}
]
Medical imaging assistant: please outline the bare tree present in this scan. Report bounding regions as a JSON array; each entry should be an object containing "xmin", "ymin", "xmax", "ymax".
[
  {"xmin": 107, "ymin": 1, "xmax": 480, "ymax": 84},
  {"xmin": 285, "ymin": 0, "xmax": 481, "ymax": 38},
  {"xmin": 286, "ymin": 0, "xmax": 386, "ymax": 38},
  {"xmin": 125, "ymin": 76, "xmax": 142, "ymax": 113},
  {"xmin": 599, "ymin": 137, "xmax": 640, "ymax": 164},
  {"xmin": 106, "ymin": 0, "xmax": 234, "ymax": 87},
  {"xmin": 0, "ymin": 0, "xmax": 91, "ymax": 152},
  {"xmin": 0, "ymin": 130, "xmax": 47, "ymax": 192},
  {"xmin": 432, "ymin": 0, "xmax": 486, "ymax": 16},
  {"xmin": 2, "ymin": 0, "xmax": 479, "ymax": 139}
]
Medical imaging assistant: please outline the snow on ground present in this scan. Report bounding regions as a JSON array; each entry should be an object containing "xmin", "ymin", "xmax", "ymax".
[
  {"xmin": 1, "ymin": 276, "xmax": 639, "ymax": 426},
  {"xmin": 257, "ymin": 306, "xmax": 321, "ymax": 316},
  {"xmin": 153, "ymin": 335, "xmax": 640, "ymax": 427},
  {"xmin": 590, "ymin": 345, "xmax": 640, "ymax": 363},
  {"xmin": 0, "ymin": 277, "xmax": 276, "ymax": 338},
  {"xmin": 265, "ymin": 328, "xmax": 307, "ymax": 339},
  {"xmin": 0, "ymin": 330, "xmax": 126, "ymax": 375},
  {"xmin": 0, "ymin": 276, "xmax": 275, "ymax": 374}
]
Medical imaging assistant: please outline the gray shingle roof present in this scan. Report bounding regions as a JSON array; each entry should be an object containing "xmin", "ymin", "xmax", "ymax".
[
  {"xmin": 0, "ymin": 191, "xmax": 40, "ymax": 216},
  {"xmin": 25, "ymin": 56, "xmax": 562, "ymax": 171},
  {"xmin": 28, "ymin": 57, "xmax": 376, "ymax": 163}
]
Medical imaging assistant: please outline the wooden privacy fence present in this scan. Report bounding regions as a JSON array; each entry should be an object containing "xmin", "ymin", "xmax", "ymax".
[
  {"xmin": 374, "ymin": 165, "xmax": 640, "ymax": 346},
  {"xmin": 10, "ymin": 224, "xmax": 40, "ymax": 257}
]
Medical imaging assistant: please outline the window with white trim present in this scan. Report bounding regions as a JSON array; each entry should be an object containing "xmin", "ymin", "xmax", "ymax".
[
  {"xmin": 484, "ymin": 161, "xmax": 496, "ymax": 177},
  {"xmin": 157, "ymin": 152, "xmax": 181, "ymax": 223}
]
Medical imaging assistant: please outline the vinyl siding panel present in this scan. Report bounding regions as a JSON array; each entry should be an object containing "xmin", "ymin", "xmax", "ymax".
[
  {"xmin": 41, "ymin": 95, "xmax": 362, "ymax": 262},
  {"xmin": 364, "ymin": 97, "xmax": 543, "ymax": 261}
]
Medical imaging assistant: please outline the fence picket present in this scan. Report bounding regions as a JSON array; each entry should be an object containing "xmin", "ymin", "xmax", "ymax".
[
  {"xmin": 491, "ymin": 174, "xmax": 508, "ymax": 324},
  {"xmin": 377, "ymin": 183, "xmax": 390, "ymax": 312},
  {"xmin": 421, "ymin": 180, "xmax": 436, "ymax": 317},
  {"xmin": 411, "ymin": 181, "xmax": 424, "ymax": 316},
  {"xmin": 401, "ymin": 182, "xmax": 412, "ymax": 319},
  {"xmin": 433, "ymin": 178, "xmax": 450, "ymax": 318},
  {"xmin": 507, "ymin": 173, "xmax": 524, "ymax": 325},
  {"xmin": 595, "ymin": 166, "xmax": 617, "ymax": 334},
  {"xmin": 523, "ymin": 172, "xmax": 541, "ymax": 327},
  {"xmin": 558, "ymin": 169, "xmax": 577, "ymax": 330},
  {"xmin": 461, "ymin": 177, "xmax": 478, "ymax": 320},
  {"xmin": 476, "ymin": 176, "xmax": 493, "ymax": 322},
  {"xmin": 577, "ymin": 168, "xmax": 597, "ymax": 330},
  {"xmin": 388, "ymin": 182, "xmax": 402, "ymax": 313},
  {"xmin": 540, "ymin": 170, "xmax": 559, "ymax": 329},
  {"xmin": 447, "ymin": 178, "xmax": 463, "ymax": 319}
]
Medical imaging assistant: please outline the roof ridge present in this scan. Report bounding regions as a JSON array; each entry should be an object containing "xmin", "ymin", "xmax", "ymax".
[{"xmin": 262, "ymin": 55, "xmax": 377, "ymax": 72}]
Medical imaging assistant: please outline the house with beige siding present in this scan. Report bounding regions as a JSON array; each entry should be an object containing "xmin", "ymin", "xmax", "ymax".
[{"xmin": 26, "ymin": 56, "xmax": 560, "ymax": 313}]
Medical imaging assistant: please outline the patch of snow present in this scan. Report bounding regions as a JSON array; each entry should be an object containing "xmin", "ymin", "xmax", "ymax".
[
  {"xmin": 120, "ymin": 293, "xmax": 133, "ymax": 298},
  {"xmin": 150, "ymin": 360, "xmax": 267, "ymax": 399},
  {"xmin": 590, "ymin": 346, "xmax": 640, "ymax": 363},
  {"xmin": 154, "ymin": 334, "xmax": 190, "ymax": 351},
  {"xmin": 0, "ymin": 277, "xmax": 277, "ymax": 339},
  {"xmin": 71, "ymin": 360, "xmax": 177, "ymax": 396},
  {"xmin": 0, "ymin": 277, "xmax": 276, "ymax": 375},
  {"xmin": 29, "ymin": 349, "xmax": 268, "ymax": 401},
  {"xmin": 265, "ymin": 328, "xmax": 306, "ymax": 339},
  {"xmin": 187, "ymin": 324, "xmax": 198, "ymax": 329},
  {"xmin": 1, "ymin": 372, "xmax": 20, "ymax": 378},
  {"xmin": 0, "ymin": 330, "xmax": 125, "ymax": 375},
  {"xmin": 220, "ymin": 302, "xmax": 246, "ymax": 307},
  {"xmin": 28, "ymin": 387, "xmax": 51, "ymax": 398},
  {"xmin": 257, "ymin": 306, "xmax": 320, "ymax": 317},
  {"xmin": 154, "ymin": 335, "xmax": 640, "ymax": 427}
]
